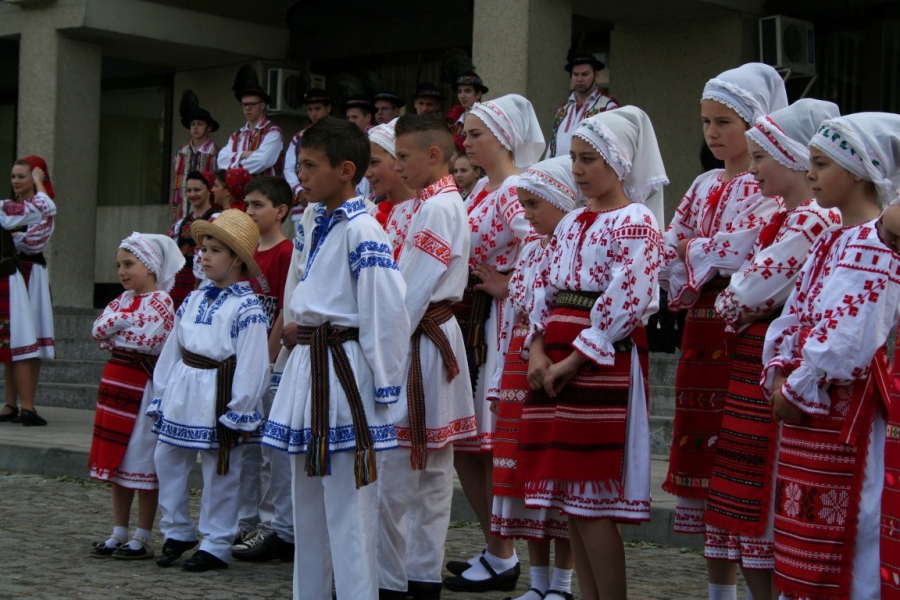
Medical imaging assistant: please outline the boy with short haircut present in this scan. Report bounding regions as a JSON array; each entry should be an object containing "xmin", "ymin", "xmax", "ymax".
[
  {"xmin": 377, "ymin": 112, "xmax": 476, "ymax": 600},
  {"xmin": 149, "ymin": 209, "xmax": 269, "ymax": 572},
  {"xmin": 262, "ymin": 116, "xmax": 411, "ymax": 600},
  {"xmin": 231, "ymin": 176, "xmax": 296, "ymax": 561}
]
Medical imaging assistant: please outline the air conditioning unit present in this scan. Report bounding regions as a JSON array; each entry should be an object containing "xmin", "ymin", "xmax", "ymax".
[
  {"xmin": 267, "ymin": 68, "xmax": 305, "ymax": 115},
  {"xmin": 759, "ymin": 16, "xmax": 816, "ymax": 76}
]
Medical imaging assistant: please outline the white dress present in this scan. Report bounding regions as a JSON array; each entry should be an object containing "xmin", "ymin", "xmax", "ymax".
[
  {"xmin": 0, "ymin": 193, "xmax": 56, "ymax": 363},
  {"xmin": 13, "ymin": 195, "xmax": 55, "ymax": 359},
  {"xmin": 148, "ymin": 282, "xmax": 269, "ymax": 448}
]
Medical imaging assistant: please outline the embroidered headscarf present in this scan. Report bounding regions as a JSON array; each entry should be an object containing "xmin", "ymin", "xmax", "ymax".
[
  {"xmin": 224, "ymin": 168, "xmax": 253, "ymax": 203},
  {"xmin": 746, "ymin": 98, "xmax": 840, "ymax": 172},
  {"xmin": 118, "ymin": 232, "xmax": 186, "ymax": 293},
  {"xmin": 517, "ymin": 156, "xmax": 584, "ymax": 212},
  {"xmin": 809, "ymin": 112, "xmax": 900, "ymax": 207},
  {"xmin": 702, "ymin": 63, "xmax": 789, "ymax": 124},
  {"xmin": 20, "ymin": 155, "xmax": 55, "ymax": 199},
  {"xmin": 368, "ymin": 118, "xmax": 398, "ymax": 158},
  {"xmin": 468, "ymin": 94, "xmax": 545, "ymax": 169},
  {"xmin": 573, "ymin": 106, "xmax": 669, "ymax": 227}
]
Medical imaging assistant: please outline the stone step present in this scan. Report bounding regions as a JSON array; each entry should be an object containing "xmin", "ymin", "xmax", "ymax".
[
  {"xmin": 649, "ymin": 415, "xmax": 673, "ymax": 456},
  {"xmin": 37, "ymin": 359, "xmax": 106, "ymax": 384},
  {"xmin": 649, "ymin": 385, "xmax": 676, "ymax": 417},
  {"xmin": 647, "ymin": 351, "xmax": 679, "ymax": 387},
  {"xmin": 50, "ymin": 338, "xmax": 107, "ymax": 362},
  {"xmin": 0, "ymin": 381, "xmax": 99, "ymax": 410}
]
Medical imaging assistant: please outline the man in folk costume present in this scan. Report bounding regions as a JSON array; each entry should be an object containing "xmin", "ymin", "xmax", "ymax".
[
  {"xmin": 171, "ymin": 90, "xmax": 220, "ymax": 222},
  {"xmin": 544, "ymin": 50, "xmax": 618, "ymax": 159},
  {"xmin": 447, "ymin": 71, "xmax": 487, "ymax": 154},
  {"xmin": 285, "ymin": 88, "xmax": 333, "ymax": 224},
  {"xmin": 218, "ymin": 65, "xmax": 285, "ymax": 177},
  {"xmin": 412, "ymin": 82, "xmax": 444, "ymax": 116},
  {"xmin": 374, "ymin": 90, "xmax": 406, "ymax": 125}
]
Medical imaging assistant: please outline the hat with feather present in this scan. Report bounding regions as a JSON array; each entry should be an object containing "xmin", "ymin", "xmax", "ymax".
[
  {"xmin": 232, "ymin": 64, "xmax": 272, "ymax": 104},
  {"xmin": 179, "ymin": 90, "xmax": 219, "ymax": 131}
]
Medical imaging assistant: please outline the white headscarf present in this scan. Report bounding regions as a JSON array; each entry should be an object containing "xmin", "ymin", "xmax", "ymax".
[
  {"xmin": 702, "ymin": 63, "xmax": 789, "ymax": 124},
  {"xmin": 809, "ymin": 112, "xmax": 900, "ymax": 207},
  {"xmin": 468, "ymin": 94, "xmax": 545, "ymax": 169},
  {"xmin": 517, "ymin": 156, "xmax": 584, "ymax": 212},
  {"xmin": 118, "ymin": 232, "xmax": 186, "ymax": 293},
  {"xmin": 746, "ymin": 98, "xmax": 840, "ymax": 171},
  {"xmin": 573, "ymin": 106, "xmax": 669, "ymax": 227},
  {"xmin": 368, "ymin": 117, "xmax": 398, "ymax": 158}
]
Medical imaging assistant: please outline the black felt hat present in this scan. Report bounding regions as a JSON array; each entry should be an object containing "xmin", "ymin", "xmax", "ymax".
[
  {"xmin": 232, "ymin": 65, "xmax": 272, "ymax": 104},
  {"xmin": 565, "ymin": 53, "xmax": 605, "ymax": 73},
  {"xmin": 179, "ymin": 90, "xmax": 219, "ymax": 132},
  {"xmin": 413, "ymin": 81, "xmax": 445, "ymax": 100},
  {"xmin": 304, "ymin": 88, "xmax": 332, "ymax": 105},
  {"xmin": 452, "ymin": 72, "xmax": 488, "ymax": 94},
  {"xmin": 344, "ymin": 94, "xmax": 373, "ymax": 112},
  {"xmin": 373, "ymin": 90, "xmax": 406, "ymax": 109}
]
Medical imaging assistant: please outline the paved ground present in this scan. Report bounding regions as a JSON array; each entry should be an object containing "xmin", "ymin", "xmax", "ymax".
[{"xmin": 0, "ymin": 471, "xmax": 717, "ymax": 599}]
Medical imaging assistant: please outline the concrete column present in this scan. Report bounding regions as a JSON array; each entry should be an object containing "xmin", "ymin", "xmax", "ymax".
[
  {"xmin": 612, "ymin": 15, "xmax": 752, "ymax": 222},
  {"xmin": 17, "ymin": 24, "xmax": 101, "ymax": 308},
  {"xmin": 472, "ymin": 0, "xmax": 571, "ymax": 142}
]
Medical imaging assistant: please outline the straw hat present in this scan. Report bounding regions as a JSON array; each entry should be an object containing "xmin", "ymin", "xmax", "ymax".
[{"xmin": 190, "ymin": 209, "xmax": 261, "ymax": 278}]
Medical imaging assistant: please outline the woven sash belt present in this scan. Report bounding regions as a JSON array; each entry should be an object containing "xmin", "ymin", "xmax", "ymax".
[
  {"xmin": 296, "ymin": 323, "xmax": 377, "ymax": 489},
  {"xmin": 556, "ymin": 290, "xmax": 632, "ymax": 354},
  {"xmin": 182, "ymin": 349, "xmax": 238, "ymax": 476},
  {"xmin": 407, "ymin": 301, "xmax": 460, "ymax": 470},
  {"xmin": 111, "ymin": 349, "xmax": 158, "ymax": 379}
]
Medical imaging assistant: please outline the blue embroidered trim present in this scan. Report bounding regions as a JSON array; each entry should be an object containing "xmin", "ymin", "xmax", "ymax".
[
  {"xmin": 293, "ymin": 223, "xmax": 305, "ymax": 253},
  {"xmin": 374, "ymin": 386, "xmax": 401, "ymax": 400},
  {"xmin": 261, "ymin": 421, "xmax": 397, "ymax": 454},
  {"xmin": 153, "ymin": 416, "xmax": 218, "ymax": 445},
  {"xmin": 220, "ymin": 409, "xmax": 263, "ymax": 428},
  {"xmin": 231, "ymin": 305, "xmax": 268, "ymax": 338},
  {"xmin": 269, "ymin": 371, "xmax": 282, "ymax": 391},
  {"xmin": 193, "ymin": 282, "xmax": 255, "ymax": 325},
  {"xmin": 349, "ymin": 241, "xmax": 398, "ymax": 279}
]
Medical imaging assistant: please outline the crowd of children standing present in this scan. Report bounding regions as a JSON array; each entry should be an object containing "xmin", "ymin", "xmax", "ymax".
[{"xmin": 3, "ymin": 58, "xmax": 900, "ymax": 600}]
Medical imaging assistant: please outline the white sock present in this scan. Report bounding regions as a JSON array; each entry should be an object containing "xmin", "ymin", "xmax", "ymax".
[
  {"xmin": 125, "ymin": 528, "xmax": 152, "ymax": 550},
  {"xmin": 467, "ymin": 546, "xmax": 487, "ymax": 566},
  {"xmin": 709, "ymin": 583, "xmax": 737, "ymax": 600},
  {"xmin": 549, "ymin": 567, "xmax": 573, "ymax": 593},
  {"xmin": 523, "ymin": 565, "xmax": 549, "ymax": 598},
  {"xmin": 106, "ymin": 526, "xmax": 128, "ymax": 548},
  {"xmin": 462, "ymin": 549, "xmax": 518, "ymax": 581},
  {"xmin": 745, "ymin": 584, "xmax": 755, "ymax": 600}
]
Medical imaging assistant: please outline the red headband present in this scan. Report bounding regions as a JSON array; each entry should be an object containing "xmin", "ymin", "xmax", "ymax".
[{"xmin": 20, "ymin": 155, "xmax": 55, "ymax": 199}]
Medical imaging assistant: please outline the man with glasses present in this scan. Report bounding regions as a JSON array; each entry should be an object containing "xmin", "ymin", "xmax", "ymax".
[
  {"xmin": 218, "ymin": 78, "xmax": 285, "ymax": 176},
  {"xmin": 373, "ymin": 91, "xmax": 405, "ymax": 124}
]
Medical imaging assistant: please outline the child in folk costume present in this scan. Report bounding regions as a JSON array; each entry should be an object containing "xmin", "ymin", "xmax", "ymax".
[
  {"xmin": 0, "ymin": 173, "xmax": 55, "ymax": 425},
  {"xmin": 704, "ymin": 99, "xmax": 841, "ymax": 600},
  {"xmin": 261, "ymin": 117, "xmax": 410, "ymax": 600},
  {"xmin": 659, "ymin": 64, "xmax": 786, "ymax": 589},
  {"xmin": 168, "ymin": 170, "xmax": 217, "ymax": 308},
  {"xmin": 88, "ymin": 233, "xmax": 184, "ymax": 560},
  {"xmin": 446, "ymin": 94, "xmax": 545, "ymax": 587},
  {"xmin": 485, "ymin": 156, "xmax": 583, "ymax": 600},
  {"xmin": 171, "ymin": 90, "xmax": 219, "ymax": 222},
  {"xmin": 376, "ymin": 113, "xmax": 476, "ymax": 600},
  {"xmin": 760, "ymin": 113, "xmax": 900, "ymax": 600},
  {"xmin": 149, "ymin": 209, "xmax": 269, "ymax": 572},
  {"xmin": 366, "ymin": 118, "xmax": 417, "ymax": 253},
  {"xmin": 4, "ymin": 156, "xmax": 55, "ymax": 426},
  {"xmin": 517, "ymin": 107, "xmax": 665, "ymax": 600}
]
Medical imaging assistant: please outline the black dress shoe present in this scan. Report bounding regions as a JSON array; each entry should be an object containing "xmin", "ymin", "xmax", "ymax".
[
  {"xmin": 408, "ymin": 580, "xmax": 442, "ymax": 600},
  {"xmin": 442, "ymin": 557, "xmax": 520, "ymax": 593},
  {"xmin": 89, "ymin": 540, "xmax": 120, "ymax": 558},
  {"xmin": 504, "ymin": 588, "xmax": 546, "ymax": 600},
  {"xmin": 445, "ymin": 560, "xmax": 470, "ymax": 576},
  {"xmin": 13, "ymin": 408, "xmax": 46, "ymax": 426},
  {"xmin": 182, "ymin": 550, "xmax": 228, "ymax": 572},
  {"xmin": 155, "ymin": 538, "xmax": 198, "ymax": 567},
  {"xmin": 231, "ymin": 531, "xmax": 294, "ymax": 562},
  {"xmin": 112, "ymin": 537, "xmax": 154, "ymax": 560},
  {"xmin": 544, "ymin": 591, "xmax": 573, "ymax": 600}
]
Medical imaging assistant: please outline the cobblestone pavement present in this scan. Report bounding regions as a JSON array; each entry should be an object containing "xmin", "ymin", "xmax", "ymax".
[{"xmin": 1, "ymin": 472, "xmax": 713, "ymax": 599}]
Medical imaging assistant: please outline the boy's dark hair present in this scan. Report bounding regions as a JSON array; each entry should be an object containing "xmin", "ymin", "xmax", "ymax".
[
  {"xmin": 299, "ymin": 116, "xmax": 369, "ymax": 185},
  {"xmin": 215, "ymin": 169, "xmax": 227, "ymax": 184},
  {"xmin": 394, "ymin": 113, "xmax": 455, "ymax": 163},
  {"xmin": 244, "ymin": 176, "xmax": 292, "ymax": 222}
]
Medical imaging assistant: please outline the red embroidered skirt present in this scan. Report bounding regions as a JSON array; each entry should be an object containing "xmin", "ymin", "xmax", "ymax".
[
  {"xmin": 663, "ymin": 276, "xmax": 735, "ymax": 498},
  {"xmin": 169, "ymin": 261, "xmax": 196, "ymax": 309},
  {"xmin": 88, "ymin": 351, "xmax": 155, "ymax": 483},
  {"xmin": 492, "ymin": 323, "xmax": 529, "ymax": 498},
  {"xmin": 517, "ymin": 306, "xmax": 648, "ymax": 485},
  {"xmin": 774, "ymin": 361, "xmax": 884, "ymax": 599},
  {"xmin": 882, "ymin": 340, "xmax": 900, "ymax": 598},
  {"xmin": 705, "ymin": 320, "xmax": 778, "ymax": 537}
]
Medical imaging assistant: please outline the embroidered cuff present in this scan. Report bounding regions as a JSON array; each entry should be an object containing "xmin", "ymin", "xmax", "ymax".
[
  {"xmin": 782, "ymin": 365, "xmax": 830, "ymax": 416},
  {"xmin": 572, "ymin": 330, "xmax": 616, "ymax": 367},
  {"xmin": 374, "ymin": 385, "xmax": 401, "ymax": 404},
  {"xmin": 219, "ymin": 409, "xmax": 264, "ymax": 432},
  {"xmin": 146, "ymin": 397, "xmax": 163, "ymax": 417},
  {"xmin": 684, "ymin": 237, "xmax": 717, "ymax": 291}
]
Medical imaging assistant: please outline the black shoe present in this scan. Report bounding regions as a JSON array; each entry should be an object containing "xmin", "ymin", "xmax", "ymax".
[
  {"xmin": 155, "ymin": 538, "xmax": 198, "ymax": 567},
  {"xmin": 182, "ymin": 550, "xmax": 228, "ymax": 572},
  {"xmin": 504, "ymin": 589, "xmax": 546, "ymax": 600},
  {"xmin": 89, "ymin": 540, "xmax": 121, "ymax": 558},
  {"xmin": 446, "ymin": 548, "xmax": 484, "ymax": 576},
  {"xmin": 378, "ymin": 589, "xmax": 409, "ymax": 600},
  {"xmin": 442, "ymin": 557, "xmax": 520, "ymax": 593},
  {"xmin": 0, "ymin": 405, "xmax": 18, "ymax": 422},
  {"xmin": 112, "ymin": 537, "xmax": 154, "ymax": 560},
  {"xmin": 408, "ymin": 580, "xmax": 442, "ymax": 600},
  {"xmin": 231, "ymin": 530, "xmax": 294, "ymax": 562},
  {"xmin": 544, "ymin": 591, "xmax": 573, "ymax": 600},
  {"xmin": 13, "ymin": 408, "xmax": 46, "ymax": 426}
]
